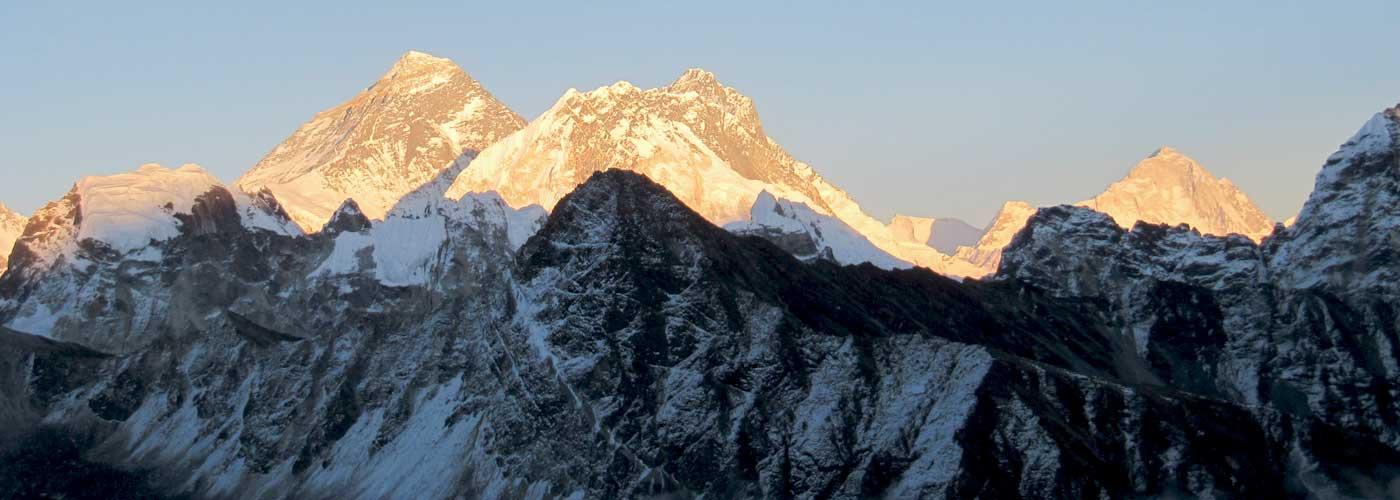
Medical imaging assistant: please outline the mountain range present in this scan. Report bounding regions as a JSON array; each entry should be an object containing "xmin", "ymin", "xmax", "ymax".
[{"xmin": 0, "ymin": 51, "xmax": 1395, "ymax": 498}]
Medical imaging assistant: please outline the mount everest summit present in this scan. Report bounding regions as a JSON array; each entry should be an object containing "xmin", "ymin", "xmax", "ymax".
[
  {"xmin": 237, "ymin": 51, "xmax": 525, "ymax": 232},
  {"xmin": 0, "ymin": 51, "xmax": 1398, "ymax": 498}
]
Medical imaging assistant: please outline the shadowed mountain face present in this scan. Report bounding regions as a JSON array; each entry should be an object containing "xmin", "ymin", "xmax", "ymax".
[{"xmin": 1, "ymin": 162, "xmax": 1397, "ymax": 498}]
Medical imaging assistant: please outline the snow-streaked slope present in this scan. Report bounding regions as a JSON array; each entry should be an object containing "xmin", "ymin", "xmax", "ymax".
[
  {"xmin": 445, "ymin": 69, "xmax": 967, "ymax": 273},
  {"xmin": 313, "ymin": 191, "xmax": 545, "ymax": 287},
  {"xmin": 1077, "ymin": 146, "xmax": 1274, "ymax": 241},
  {"xmin": 726, "ymin": 192, "xmax": 910, "ymax": 270},
  {"xmin": 237, "ymin": 51, "xmax": 525, "ymax": 232},
  {"xmin": 0, "ymin": 203, "xmax": 26, "ymax": 275},
  {"xmin": 1270, "ymin": 106, "xmax": 1400, "ymax": 290},
  {"xmin": 954, "ymin": 201, "xmax": 1037, "ymax": 276}
]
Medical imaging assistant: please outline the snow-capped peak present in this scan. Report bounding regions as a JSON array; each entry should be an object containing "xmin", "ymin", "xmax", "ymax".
[
  {"xmin": 445, "ymin": 68, "xmax": 981, "ymax": 275},
  {"xmin": 1077, "ymin": 146, "xmax": 1274, "ymax": 242},
  {"xmin": 73, "ymin": 163, "xmax": 224, "ymax": 252},
  {"xmin": 237, "ymin": 50, "xmax": 525, "ymax": 233},
  {"xmin": 952, "ymin": 201, "xmax": 1038, "ymax": 275}
]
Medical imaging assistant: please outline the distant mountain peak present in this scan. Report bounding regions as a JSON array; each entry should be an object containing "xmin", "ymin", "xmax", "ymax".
[
  {"xmin": 1080, "ymin": 146, "xmax": 1273, "ymax": 241},
  {"xmin": 237, "ymin": 50, "xmax": 525, "ymax": 232}
]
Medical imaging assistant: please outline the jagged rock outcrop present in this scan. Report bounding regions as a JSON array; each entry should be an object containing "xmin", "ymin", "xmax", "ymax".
[{"xmin": 237, "ymin": 51, "xmax": 526, "ymax": 232}]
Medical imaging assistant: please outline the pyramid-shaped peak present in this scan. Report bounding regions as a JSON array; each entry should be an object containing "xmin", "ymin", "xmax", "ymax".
[{"xmin": 323, "ymin": 198, "xmax": 371, "ymax": 234}]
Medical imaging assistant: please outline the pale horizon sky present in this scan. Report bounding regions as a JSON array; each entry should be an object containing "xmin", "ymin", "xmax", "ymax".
[{"xmin": 3, "ymin": 1, "xmax": 1398, "ymax": 225}]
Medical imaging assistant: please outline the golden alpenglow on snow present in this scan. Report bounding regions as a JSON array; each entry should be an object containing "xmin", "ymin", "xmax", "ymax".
[
  {"xmin": 1077, "ymin": 146, "xmax": 1274, "ymax": 242},
  {"xmin": 950, "ymin": 147, "xmax": 1276, "ymax": 278},
  {"xmin": 446, "ymin": 68, "xmax": 981, "ymax": 276},
  {"xmin": 237, "ymin": 51, "xmax": 525, "ymax": 232}
]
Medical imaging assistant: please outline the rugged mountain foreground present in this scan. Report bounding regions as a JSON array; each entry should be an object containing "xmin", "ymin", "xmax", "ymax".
[{"xmin": 1, "ymin": 106, "xmax": 1399, "ymax": 497}]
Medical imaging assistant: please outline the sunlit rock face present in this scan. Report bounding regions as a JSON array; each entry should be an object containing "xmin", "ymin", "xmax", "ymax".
[
  {"xmin": 953, "ymin": 200, "xmax": 1037, "ymax": 276},
  {"xmin": 0, "ymin": 202, "xmax": 26, "ymax": 275},
  {"xmin": 237, "ymin": 51, "xmax": 525, "ymax": 232}
]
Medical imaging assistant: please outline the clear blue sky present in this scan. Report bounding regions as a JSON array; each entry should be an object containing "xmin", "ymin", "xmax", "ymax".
[{"xmin": 2, "ymin": 1, "xmax": 1397, "ymax": 225}]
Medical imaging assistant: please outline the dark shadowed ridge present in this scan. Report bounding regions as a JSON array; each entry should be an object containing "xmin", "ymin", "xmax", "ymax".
[{"xmin": 525, "ymin": 169, "xmax": 1149, "ymax": 383}]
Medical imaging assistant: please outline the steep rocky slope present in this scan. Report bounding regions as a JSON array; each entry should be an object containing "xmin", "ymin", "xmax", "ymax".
[{"xmin": 237, "ymin": 51, "xmax": 525, "ymax": 232}]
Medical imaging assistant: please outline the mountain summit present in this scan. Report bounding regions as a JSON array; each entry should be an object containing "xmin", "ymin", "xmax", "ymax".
[
  {"xmin": 952, "ymin": 147, "xmax": 1275, "ymax": 278},
  {"xmin": 446, "ymin": 68, "xmax": 976, "ymax": 275},
  {"xmin": 1076, "ymin": 146, "xmax": 1274, "ymax": 241},
  {"xmin": 237, "ymin": 51, "xmax": 525, "ymax": 232}
]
